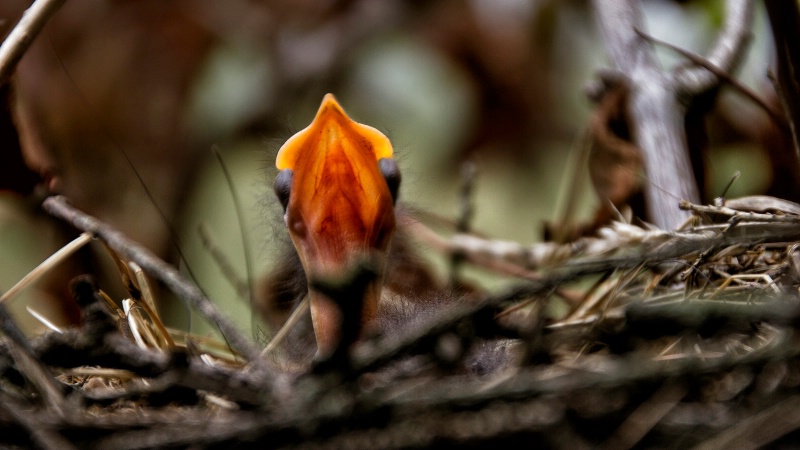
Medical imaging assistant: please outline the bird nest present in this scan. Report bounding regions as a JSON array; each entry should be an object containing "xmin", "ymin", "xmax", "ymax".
[{"xmin": 3, "ymin": 195, "xmax": 800, "ymax": 449}]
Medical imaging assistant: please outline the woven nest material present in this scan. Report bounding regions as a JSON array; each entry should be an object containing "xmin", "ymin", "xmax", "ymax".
[{"xmin": 3, "ymin": 195, "xmax": 800, "ymax": 449}]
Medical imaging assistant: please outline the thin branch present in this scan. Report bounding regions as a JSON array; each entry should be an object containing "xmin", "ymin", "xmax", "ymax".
[
  {"xmin": 0, "ymin": 392, "xmax": 75, "ymax": 450},
  {"xmin": 0, "ymin": 301, "xmax": 66, "ymax": 416},
  {"xmin": 637, "ymin": 28, "xmax": 788, "ymax": 134},
  {"xmin": 0, "ymin": 232, "xmax": 92, "ymax": 305},
  {"xmin": 418, "ymin": 212, "xmax": 800, "ymax": 277},
  {"xmin": 390, "ymin": 333, "xmax": 797, "ymax": 417},
  {"xmin": 602, "ymin": 381, "xmax": 687, "ymax": 450},
  {"xmin": 403, "ymin": 217, "xmax": 542, "ymax": 280},
  {"xmin": 694, "ymin": 395, "xmax": 800, "ymax": 450},
  {"xmin": 449, "ymin": 159, "xmax": 477, "ymax": 286},
  {"xmin": 260, "ymin": 297, "xmax": 309, "ymax": 357},
  {"xmin": 592, "ymin": 0, "xmax": 699, "ymax": 229},
  {"xmin": 676, "ymin": 0, "xmax": 755, "ymax": 95},
  {"xmin": 211, "ymin": 147, "xmax": 255, "ymax": 307},
  {"xmin": 764, "ymin": 0, "xmax": 800, "ymax": 162},
  {"xmin": 42, "ymin": 195, "xmax": 261, "ymax": 363},
  {"xmin": 0, "ymin": 0, "xmax": 67, "ymax": 85},
  {"xmin": 679, "ymin": 199, "xmax": 800, "ymax": 223},
  {"xmin": 198, "ymin": 223, "xmax": 249, "ymax": 299}
]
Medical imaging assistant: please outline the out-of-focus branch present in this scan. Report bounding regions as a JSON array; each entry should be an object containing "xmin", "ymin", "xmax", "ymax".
[
  {"xmin": 638, "ymin": 29, "xmax": 787, "ymax": 134},
  {"xmin": 592, "ymin": 0, "xmax": 699, "ymax": 229},
  {"xmin": 41, "ymin": 196, "xmax": 261, "ymax": 363},
  {"xmin": 676, "ymin": 0, "xmax": 755, "ymax": 95},
  {"xmin": 0, "ymin": 391, "xmax": 75, "ymax": 450},
  {"xmin": 0, "ymin": 301, "xmax": 66, "ymax": 418},
  {"xmin": 592, "ymin": 2, "xmax": 656, "ymax": 74},
  {"xmin": 0, "ymin": 0, "xmax": 67, "ymax": 85},
  {"xmin": 764, "ymin": 0, "xmax": 800, "ymax": 161}
]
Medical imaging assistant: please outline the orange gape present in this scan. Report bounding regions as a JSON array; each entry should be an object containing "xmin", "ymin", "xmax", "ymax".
[{"xmin": 275, "ymin": 94, "xmax": 398, "ymax": 357}]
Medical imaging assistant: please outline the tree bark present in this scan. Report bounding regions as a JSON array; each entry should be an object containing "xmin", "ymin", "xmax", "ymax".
[{"xmin": 592, "ymin": 0, "xmax": 754, "ymax": 229}]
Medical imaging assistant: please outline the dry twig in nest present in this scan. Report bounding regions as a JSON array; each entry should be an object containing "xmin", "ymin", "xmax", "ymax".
[{"xmin": 0, "ymin": 195, "xmax": 798, "ymax": 447}]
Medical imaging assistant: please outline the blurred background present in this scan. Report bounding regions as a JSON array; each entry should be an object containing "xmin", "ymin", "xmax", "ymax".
[{"xmin": 0, "ymin": 0, "xmax": 789, "ymax": 339}]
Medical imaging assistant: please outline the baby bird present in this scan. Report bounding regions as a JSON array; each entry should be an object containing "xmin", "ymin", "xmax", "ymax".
[
  {"xmin": 271, "ymin": 94, "xmax": 401, "ymax": 358},
  {"xmin": 260, "ymin": 95, "xmax": 515, "ymax": 377}
]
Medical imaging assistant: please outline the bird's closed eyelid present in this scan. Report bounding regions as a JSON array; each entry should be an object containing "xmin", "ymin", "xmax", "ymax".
[
  {"xmin": 379, "ymin": 158, "xmax": 401, "ymax": 204},
  {"xmin": 274, "ymin": 169, "xmax": 293, "ymax": 212}
]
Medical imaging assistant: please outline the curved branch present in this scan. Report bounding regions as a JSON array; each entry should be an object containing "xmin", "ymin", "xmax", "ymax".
[
  {"xmin": 41, "ymin": 196, "xmax": 261, "ymax": 363},
  {"xmin": 676, "ymin": 0, "xmax": 755, "ymax": 95},
  {"xmin": 0, "ymin": 0, "xmax": 68, "ymax": 85}
]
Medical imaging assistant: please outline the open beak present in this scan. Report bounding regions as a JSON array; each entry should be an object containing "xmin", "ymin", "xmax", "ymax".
[{"xmin": 275, "ymin": 94, "xmax": 397, "ymax": 357}]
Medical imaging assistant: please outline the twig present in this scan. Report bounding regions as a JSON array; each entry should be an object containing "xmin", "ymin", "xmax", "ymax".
[
  {"xmin": 602, "ymin": 381, "xmax": 687, "ymax": 450},
  {"xmin": 693, "ymin": 395, "xmax": 800, "ymax": 450},
  {"xmin": 679, "ymin": 199, "xmax": 800, "ymax": 223},
  {"xmin": 422, "ymin": 217, "xmax": 800, "ymax": 276},
  {"xmin": 127, "ymin": 299, "xmax": 175, "ymax": 349},
  {"xmin": 403, "ymin": 218, "xmax": 542, "ymax": 280},
  {"xmin": 198, "ymin": 223, "xmax": 249, "ymax": 299},
  {"xmin": 0, "ymin": 301, "xmax": 66, "ymax": 416},
  {"xmin": 450, "ymin": 158, "xmax": 477, "ymax": 286},
  {"xmin": 260, "ymin": 297, "xmax": 309, "ymax": 357},
  {"xmin": 26, "ymin": 306, "xmax": 64, "ymax": 333},
  {"xmin": 636, "ymin": 28, "xmax": 788, "ymax": 133},
  {"xmin": 0, "ymin": 0, "xmax": 68, "ymax": 85},
  {"xmin": 61, "ymin": 366, "xmax": 136, "ymax": 379},
  {"xmin": 551, "ymin": 130, "xmax": 592, "ymax": 243},
  {"xmin": 675, "ymin": 0, "xmax": 755, "ymax": 95},
  {"xmin": 89, "ymin": 412, "xmax": 270, "ymax": 450},
  {"xmin": 129, "ymin": 261, "xmax": 156, "ymax": 312},
  {"xmin": 0, "ymin": 232, "xmax": 92, "ymax": 305},
  {"xmin": 0, "ymin": 391, "xmax": 75, "ymax": 450},
  {"xmin": 592, "ymin": 0, "xmax": 700, "ymax": 229},
  {"xmin": 352, "ymin": 293, "xmax": 526, "ymax": 375},
  {"xmin": 42, "ymin": 196, "xmax": 261, "ymax": 362},
  {"xmin": 211, "ymin": 146, "xmax": 255, "ymax": 306},
  {"xmin": 565, "ymin": 263, "xmax": 644, "ymax": 323},
  {"xmin": 764, "ymin": 0, "xmax": 800, "ymax": 162},
  {"xmin": 389, "ymin": 330, "xmax": 795, "ymax": 415}
]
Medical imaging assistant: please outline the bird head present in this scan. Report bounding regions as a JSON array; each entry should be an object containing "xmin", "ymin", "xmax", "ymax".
[{"xmin": 274, "ymin": 94, "xmax": 400, "ymax": 357}]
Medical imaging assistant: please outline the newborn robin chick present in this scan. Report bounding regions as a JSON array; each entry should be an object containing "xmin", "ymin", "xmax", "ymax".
[
  {"xmin": 270, "ymin": 94, "xmax": 400, "ymax": 359},
  {"xmin": 258, "ymin": 95, "xmax": 511, "ymax": 375}
]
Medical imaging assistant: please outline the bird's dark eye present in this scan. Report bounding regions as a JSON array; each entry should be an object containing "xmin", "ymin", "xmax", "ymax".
[
  {"xmin": 274, "ymin": 169, "xmax": 293, "ymax": 212},
  {"xmin": 379, "ymin": 158, "xmax": 401, "ymax": 204}
]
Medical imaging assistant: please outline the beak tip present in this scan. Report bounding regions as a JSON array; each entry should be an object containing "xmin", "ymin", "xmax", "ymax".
[{"xmin": 318, "ymin": 93, "xmax": 345, "ymax": 116}]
